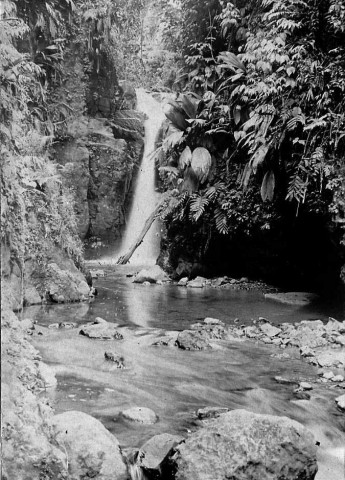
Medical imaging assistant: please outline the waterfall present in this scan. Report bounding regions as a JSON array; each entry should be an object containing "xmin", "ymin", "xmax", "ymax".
[{"xmin": 116, "ymin": 89, "xmax": 166, "ymax": 265}]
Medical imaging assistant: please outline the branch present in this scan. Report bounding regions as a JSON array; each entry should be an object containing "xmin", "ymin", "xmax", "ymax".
[{"xmin": 116, "ymin": 191, "xmax": 174, "ymax": 265}]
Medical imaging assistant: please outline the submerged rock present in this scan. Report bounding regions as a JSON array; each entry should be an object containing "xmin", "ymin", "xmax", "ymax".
[
  {"xmin": 197, "ymin": 406, "xmax": 229, "ymax": 419},
  {"xmin": 104, "ymin": 351, "xmax": 125, "ymax": 368},
  {"xmin": 274, "ymin": 376, "xmax": 298, "ymax": 385},
  {"xmin": 121, "ymin": 407, "xmax": 158, "ymax": 424},
  {"xmin": 134, "ymin": 265, "xmax": 169, "ymax": 284},
  {"xmin": 264, "ymin": 292, "xmax": 318, "ymax": 306},
  {"xmin": 79, "ymin": 321, "xmax": 123, "ymax": 340},
  {"xmin": 162, "ymin": 409, "xmax": 318, "ymax": 480},
  {"xmin": 52, "ymin": 410, "xmax": 127, "ymax": 480}
]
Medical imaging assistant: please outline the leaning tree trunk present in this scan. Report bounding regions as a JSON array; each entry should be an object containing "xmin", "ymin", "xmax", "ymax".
[{"xmin": 116, "ymin": 191, "xmax": 173, "ymax": 265}]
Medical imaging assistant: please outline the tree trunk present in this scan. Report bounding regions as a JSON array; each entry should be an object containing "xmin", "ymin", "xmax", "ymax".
[{"xmin": 116, "ymin": 191, "xmax": 173, "ymax": 265}]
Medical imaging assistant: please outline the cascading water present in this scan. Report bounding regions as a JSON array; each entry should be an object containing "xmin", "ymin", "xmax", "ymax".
[{"xmin": 116, "ymin": 88, "xmax": 166, "ymax": 265}]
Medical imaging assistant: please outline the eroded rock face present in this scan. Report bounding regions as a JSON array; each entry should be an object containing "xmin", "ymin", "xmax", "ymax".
[
  {"xmin": 51, "ymin": 411, "xmax": 127, "ymax": 480},
  {"xmin": 54, "ymin": 115, "xmax": 144, "ymax": 241},
  {"xmin": 162, "ymin": 409, "xmax": 318, "ymax": 480}
]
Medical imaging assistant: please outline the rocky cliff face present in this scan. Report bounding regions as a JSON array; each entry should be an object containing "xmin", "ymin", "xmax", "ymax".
[
  {"xmin": 51, "ymin": 26, "xmax": 144, "ymax": 243},
  {"xmin": 53, "ymin": 114, "xmax": 144, "ymax": 242}
]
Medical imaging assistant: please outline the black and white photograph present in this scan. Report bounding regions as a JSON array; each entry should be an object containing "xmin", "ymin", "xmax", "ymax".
[{"xmin": 1, "ymin": 1, "xmax": 345, "ymax": 479}]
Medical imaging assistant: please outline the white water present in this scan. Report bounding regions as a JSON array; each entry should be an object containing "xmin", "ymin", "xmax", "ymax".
[{"xmin": 116, "ymin": 89, "xmax": 166, "ymax": 265}]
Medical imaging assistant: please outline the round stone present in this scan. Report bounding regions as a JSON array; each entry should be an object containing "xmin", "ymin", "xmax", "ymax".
[{"xmin": 121, "ymin": 407, "xmax": 158, "ymax": 424}]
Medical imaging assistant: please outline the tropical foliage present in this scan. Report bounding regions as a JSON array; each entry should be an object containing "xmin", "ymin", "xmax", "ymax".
[
  {"xmin": 156, "ymin": 0, "xmax": 345, "ymax": 258},
  {"xmin": 1, "ymin": 0, "xmax": 83, "ymax": 276}
]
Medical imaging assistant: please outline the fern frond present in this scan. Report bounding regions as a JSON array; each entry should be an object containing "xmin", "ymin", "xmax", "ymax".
[
  {"xmin": 189, "ymin": 194, "xmax": 210, "ymax": 222},
  {"xmin": 214, "ymin": 208, "xmax": 229, "ymax": 234}
]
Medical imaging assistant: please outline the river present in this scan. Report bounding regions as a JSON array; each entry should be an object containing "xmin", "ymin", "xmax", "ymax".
[{"xmin": 24, "ymin": 265, "xmax": 345, "ymax": 480}]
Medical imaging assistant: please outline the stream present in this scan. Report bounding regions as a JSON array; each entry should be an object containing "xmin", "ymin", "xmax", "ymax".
[{"xmin": 25, "ymin": 266, "xmax": 345, "ymax": 480}]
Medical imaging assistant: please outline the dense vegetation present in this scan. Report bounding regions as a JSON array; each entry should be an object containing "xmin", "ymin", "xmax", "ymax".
[
  {"xmin": 0, "ymin": 0, "xmax": 84, "ymax": 279},
  {"xmin": 155, "ymin": 0, "xmax": 345, "ymax": 289}
]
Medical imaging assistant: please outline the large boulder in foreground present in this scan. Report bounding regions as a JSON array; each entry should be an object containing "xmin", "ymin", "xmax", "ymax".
[
  {"xmin": 51, "ymin": 411, "xmax": 127, "ymax": 480},
  {"xmin": 162, "ymin": 409, "xmax": 317, "ymax": 480},
  {"xmin": 133, "ymin": 265, "xmax": 169, "ymax": 284}
]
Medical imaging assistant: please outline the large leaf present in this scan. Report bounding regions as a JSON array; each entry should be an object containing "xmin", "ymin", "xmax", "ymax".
[
  {"xmin": 179, "ymin": 146, "xmax": 192, "ymax": 169},
  {"xmin": 250, "ymin": 144, "xmax": 269, "ymax": 174},
  {"xmin": 191, "ymin": 147, "xmax": 212, "ymax": 183},
  {"xmin": 163, "ymin": 131, "xmax": 184, "ymax": 151},
  {"xmin": 218, "ymin": 51, "xmax": 246, "ymax": 73},
  {"xmin": 261, "ymin": 170, "xmax": 275, "ymax": 201},
  {"xmin": 163, "ymin": 104, "xmax": 188, "ymax": 130},
  {"xmin": 180, "ymin": 94, "xmax": 198, "ymax": 119},
  {"xmin": 241, "ymin": 162, "xmax": 252, "ymax": 190}
]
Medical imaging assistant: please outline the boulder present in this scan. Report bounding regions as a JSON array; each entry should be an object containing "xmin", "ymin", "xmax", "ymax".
[
  {"xmin": 197, "ymin": 406, "xmax": 229, "ymax": 419},
  {"xmin": 335, "ymin": 335, "xmax": 345, "ymax": 346},
  {"xmin": 51, "ymin": 411, "xmax": 127, "ymax": 480},
  {"xmin": 176, "ymin": 330, "xmax": 212, "ymax": 351},
  {"xmin": 274, "ymin": 376, "xmax": 298, "ymax": 385},
  {"xmin": 260, "ymin": 323, "xmax": 282, "ymax": 337},
  {"xmin": 187, "ymin": 276, "xmax": 207, "ymax": 288},
  {"xmin": 104, "ymin": 351, "xmax": 125, "ymax": 368},
  {"xmin": 335, "ymin": 394, "xmax": 345, "ymax": 411},
  {"xmin": 36, "ymin": 259, "xmax": 90, "ymax": 303},
  {"xmin": 204, "ymin": 317, "xmax": 224, "ymax": 326},
  {"xmin": 300, "ymin": 346, "xmax": 315, "ymax": 357},
  {"xmin": 264, "ymin": 292, "xmax": 318, "ymax": 306},
  {"xmin": 178, "ymin": 277, "xmax": 188, "ymax": 286},
  {"xmin": 121, "ymin": 407, "xmax": 158, "ymax": 425},
  {"xmin": 79, "ymin": 322, "xmax": 123, "ymax": 340},
  {"xmin": 162, "ymin": 409, "xmax": 317, "ymax": 480},
  {"xmin": 138, "ymin": 433, "xmax": 184, "ymax": 474},
  {"xmin": 20, "ymin": 318, "xmax": 35, "ymax": 332},
  {"xmin": 134, "ymin": 265, "xmax": 169, "ymax": 284},
  {"xmin": 24, "ymin": 285, "xmax": 42, "ymax": 306},
  {"xmin": 315, "ymin": 350, "xmax": 345, "ymax": 368},
  {"xmin": 299, "ymin": 382, "xmax": 313, "ymax": 391}
]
